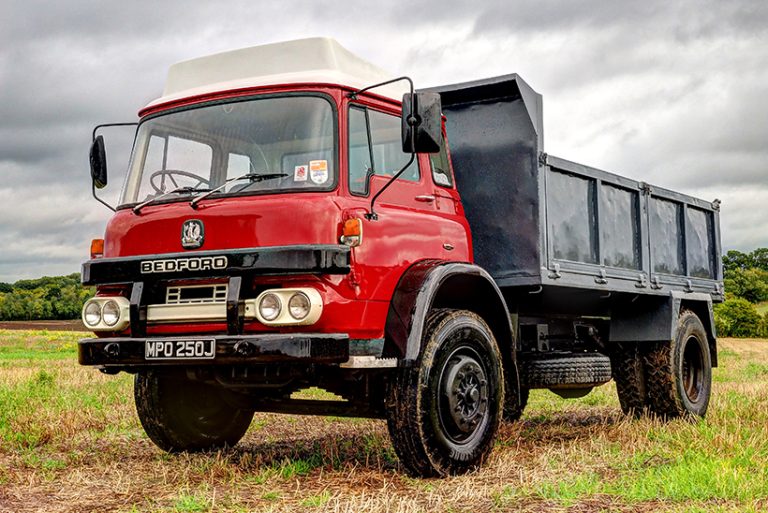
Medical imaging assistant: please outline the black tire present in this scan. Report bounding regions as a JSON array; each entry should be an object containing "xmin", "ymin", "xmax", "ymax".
[
  {"xmin": 135, "ymin": 370, "xmax": 254, "ymax": 452},
  {"xmin": 644, "ymin": 310, "xmax": 712, "ymax": 418},
  {"xmin": 504, "ymin": 385, "xmax": 529, "ymax": 422},
  {"xmin": 611, "ymin": 343, "xmax": 648, "ymax": 417},
  {"xmin": 521, "ymin": 354, "xmax": 612, "ymax": 389},
  {"xmin": 385, "ymin": 309, "xmax": 504, "ymax": 477}
]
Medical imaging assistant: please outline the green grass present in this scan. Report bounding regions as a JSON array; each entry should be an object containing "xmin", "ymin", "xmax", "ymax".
[
  {"xmin": 0, "ymin": 329, "xmax": 78, "ymax": 360},
  {"xmin": 299, "ymin": 490, "xmax": 331, "ymax": 507},
  {"xmin": 172, "ymin": 491, "xmax": 210, "ymax": 513},
  {"xmin": 1, "ymin": 329, "xmax": 768, "ymax": 512}
]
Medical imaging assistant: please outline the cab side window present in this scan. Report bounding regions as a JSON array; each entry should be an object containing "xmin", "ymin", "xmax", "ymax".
[
  {"xmin": 430, "ymin": 134, "xmax": 453, "ymax": 188},
  {"xmin": 348, "ymin": 105, "xmax": 419, "ymax": 195}
]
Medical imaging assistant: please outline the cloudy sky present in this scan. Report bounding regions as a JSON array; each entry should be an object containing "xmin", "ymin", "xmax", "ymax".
[{"xmin": 1, "ymin": 1, "xmax": 766, "ymax": 282}]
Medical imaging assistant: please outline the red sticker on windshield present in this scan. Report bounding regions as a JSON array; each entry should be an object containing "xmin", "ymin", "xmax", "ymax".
[{"xmin": 294, "ymin": 165, "xmax": 308, "ymax": 182}]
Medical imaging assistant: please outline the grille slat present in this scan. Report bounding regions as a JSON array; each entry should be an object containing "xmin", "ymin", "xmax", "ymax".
[{"xmin": 165, "ymin": 284, "xmax": 228, "ymax": 305}]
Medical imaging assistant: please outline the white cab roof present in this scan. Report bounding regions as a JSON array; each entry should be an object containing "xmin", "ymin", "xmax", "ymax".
[{"xmin": 144, "ymin": 37, "xmax": 405, "ymax": 110}]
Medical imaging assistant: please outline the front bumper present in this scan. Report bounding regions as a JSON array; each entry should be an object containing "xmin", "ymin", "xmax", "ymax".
[{"xmin": 78, "ymin": 333, "xmax": 349, "ymax": 368}]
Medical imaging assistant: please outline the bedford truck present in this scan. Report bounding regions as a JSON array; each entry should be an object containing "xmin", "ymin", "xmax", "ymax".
[{"xmin": 81, "ymin": 38, "xmax": 723, "ymax": 477}]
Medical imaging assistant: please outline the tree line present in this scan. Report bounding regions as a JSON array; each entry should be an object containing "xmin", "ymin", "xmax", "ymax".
[
  {"xmin": 0, "ymin": 274, "xmax": 94, "ymax": 321},
  {"xmin": 715, "ymin": 248, "xmax": 768, "ymax": 338}
]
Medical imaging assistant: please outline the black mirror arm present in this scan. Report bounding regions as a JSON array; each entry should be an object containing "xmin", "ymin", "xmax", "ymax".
[
  {"xmin": 349, "ymin": 77, "xmax": 417, "ymax": 221},
  {"xmin": 92, "ymin": 182, "xmax": 116, "ymax": 212},
  {"xmin": 92, "ymin": 122, "xmax": 138, "ymax": 142},
  {"xmin": 348, "ymin": 76, "xmax": 413, "ymax": 101},
  {"xmin": 364, "ymin": 151, "xmax": 416, "ymax": 221},
  {"xmin": 89, "ymin": 122, "xmax": 137, "ymax": 211}
]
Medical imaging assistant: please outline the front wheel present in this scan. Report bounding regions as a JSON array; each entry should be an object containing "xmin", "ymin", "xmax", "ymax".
[
  {"xmin": 135, "ymin": 370, "xmax": 254, "ymax": 452},
  {"xmin": 385, "ymin": 309, "xmax": 504, "ymax": 477}
]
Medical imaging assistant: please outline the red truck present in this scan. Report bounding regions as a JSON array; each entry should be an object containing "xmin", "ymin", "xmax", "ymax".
[{"xmin": 82, "ymin": 38, "xmax": 723, "ymax": 477}]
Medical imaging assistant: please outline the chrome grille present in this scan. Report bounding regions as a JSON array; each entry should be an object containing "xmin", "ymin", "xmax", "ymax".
[{"xmin": 165, "ymin": 284, "xmax": 228, "ymax": 305}]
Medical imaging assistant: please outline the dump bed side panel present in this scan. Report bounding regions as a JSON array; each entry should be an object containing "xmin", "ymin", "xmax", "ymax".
[{"xmin": 543, "ymin": 156, "xmax": 723, "ymax": 299}]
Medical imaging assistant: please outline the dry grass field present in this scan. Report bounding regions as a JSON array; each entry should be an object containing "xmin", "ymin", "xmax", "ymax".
[{"xmin": 1, "ymin": 330, "xmax": 767, "ymax": 512}]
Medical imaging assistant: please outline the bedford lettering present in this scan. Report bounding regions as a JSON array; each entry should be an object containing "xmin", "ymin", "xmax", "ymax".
[{"xmin": 140, "ymin": 256, "xmax": 228, "ymax": 274}]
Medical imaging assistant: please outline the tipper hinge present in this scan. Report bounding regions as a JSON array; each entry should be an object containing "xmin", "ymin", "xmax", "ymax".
[{"xmin": 538, "ymin": 152, "xmax": 549, "ymax": 167}]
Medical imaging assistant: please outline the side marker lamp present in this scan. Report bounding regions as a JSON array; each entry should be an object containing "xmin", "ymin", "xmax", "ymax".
[
  {"xmin": 90, "ymin": 238, "xmax": 104, "ymax": 259},
  {"xmin": 340, "ymin": 218, "xmax": 363, "ymax": 247}
]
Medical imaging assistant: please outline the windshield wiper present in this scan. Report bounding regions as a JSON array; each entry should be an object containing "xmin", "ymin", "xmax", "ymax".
[
  {"xmin": 133, "ymin": 186, "xmax": 210, "ymax": 215},
  {"xmin": 190, "ymin": 172, "xmax": 288, "ymax": 209}
]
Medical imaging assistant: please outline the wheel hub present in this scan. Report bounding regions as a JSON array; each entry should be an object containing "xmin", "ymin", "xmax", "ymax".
[
  {"xmin": 443, "ymin": 355, "xmax": 488, "ymax": 434},
  {"xmin": 682, "ymin": 336, "xmax": 704, "ymax": 403}
]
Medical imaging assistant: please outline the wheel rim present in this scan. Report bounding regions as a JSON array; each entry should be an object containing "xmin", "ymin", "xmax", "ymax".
[
  {"xmin": 437, "ymin": 346, "xmax": 489, "ymax": 445},
  {"xmin": 682, "ymin": 336, "xmax": 704, "ymax": 403}
]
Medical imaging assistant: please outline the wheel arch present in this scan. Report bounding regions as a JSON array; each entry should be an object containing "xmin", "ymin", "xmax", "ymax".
[
  {"xmin": 610, "ymin": 291, "xmax": 717, "ymax": 367},
  {"xmin": 383, "ymin": 260, "xmax": 517, "ymax": 373},
  {"xmin": 678, "ymin": 296, "xmax": 718, "ymax": 368}
]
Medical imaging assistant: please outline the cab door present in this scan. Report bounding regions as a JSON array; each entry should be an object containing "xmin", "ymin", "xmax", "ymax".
[{"xmin": 343, "ymin": 102, "xmax": 470, "ymax": 302}]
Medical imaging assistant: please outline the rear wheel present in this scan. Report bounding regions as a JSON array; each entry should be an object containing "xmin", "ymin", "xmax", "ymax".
[
  {"xmin": 135, "ymin": 370, "xmax": 254, "ymax": 452},
  {"xmin": 385, "ymin": 309, "xmax": 504, "ymax": 477},
  {"xmin": 644, "ymin": 310, "xmax": 712, "ymax": 418},
  {"xmin": 612, "ymin": 343, "xmax": 649, "ymax": 417}
]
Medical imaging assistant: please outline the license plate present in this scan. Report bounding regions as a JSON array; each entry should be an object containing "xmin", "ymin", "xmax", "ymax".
[{"xmin": 145, "ymin": 339, "xmax": 216, "ymax": 360}]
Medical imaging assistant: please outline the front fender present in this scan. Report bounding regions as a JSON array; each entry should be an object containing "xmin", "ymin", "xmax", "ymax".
[{"xmin": 383, "ymin": 260, "xmax": 514, "ymax": 363}]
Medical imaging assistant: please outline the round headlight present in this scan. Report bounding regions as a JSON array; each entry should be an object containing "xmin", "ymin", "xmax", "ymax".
[
  {"xmin": 288, "ymin": 292, "xmax": 310, "ymax": 320},
  {"xmin": 259, "ymin": 293, "xmax": 281, "ymax": 321},
  {"xmin": 83, "ymin": 301, "xmax": 102, "ymax": 327},
  {"xmin": 102, "ymin": 300, "xmax": 120, "ymax": 326}
]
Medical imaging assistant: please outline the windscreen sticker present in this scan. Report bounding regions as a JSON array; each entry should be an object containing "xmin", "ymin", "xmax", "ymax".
[
  {"xmin": 434, "ymin": 171, "xmax": 451, "ymax": 186},
  {"xmin": 294, "ymin": 164, "xmax": 308, "ymax": 182},
  {"xmin": 309, "ymin": 160, "xmax": 329, "ymax": 184}
]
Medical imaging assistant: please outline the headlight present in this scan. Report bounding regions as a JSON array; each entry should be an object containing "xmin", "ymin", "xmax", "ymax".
[
  {"xmin": 288, "ymin": 292, "xmax": 310, "ymax": 320},
  {"xmin": 259, "ymin": 293, "xmax": 282, "ymax": 321},
  {"xmin": 247, "ymin": 288, "xmax": 323, "ymax": 326},
  {"xmin": 101, "ymin": 300, "xmax": 120, "ymax": 326},
  {"xmin": 83, "ymin": 301, "xmax": 102, "ymax": 327},
  {"xmin": 82, "ymin": 296, "xmax": 130, "ymax": 331}
]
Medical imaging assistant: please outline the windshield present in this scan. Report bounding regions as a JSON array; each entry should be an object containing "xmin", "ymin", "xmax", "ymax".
[{"xmin": 120, "ymin": 94, "xmax": 336, "ymax": 206}]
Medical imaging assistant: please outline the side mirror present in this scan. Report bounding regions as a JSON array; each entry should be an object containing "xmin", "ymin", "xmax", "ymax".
[
  {"xmin": 401, "ymin": 92, "xmax": 442, "ymax": 154},
  {"xmin": 89, "ymin": 135, "xmax": 108, "ymax": 189}
]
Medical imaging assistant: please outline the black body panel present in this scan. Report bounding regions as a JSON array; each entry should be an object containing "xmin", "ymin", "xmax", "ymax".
[
  {"xmin": 424, "ymin": 76, "xmax": 723, "ymax": 303},
  {"xmin": 78, "ymin": 333, "xmax": 349, "ymax": 368},
  {"xmin": 426, "ymin": 75, "xmax": 543, "ymax": 284}
]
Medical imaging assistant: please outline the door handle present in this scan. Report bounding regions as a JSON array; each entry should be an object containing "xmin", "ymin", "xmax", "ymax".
[{"xmin": 415, "ymin": 194, "xmax": 436, "ymax": 203}]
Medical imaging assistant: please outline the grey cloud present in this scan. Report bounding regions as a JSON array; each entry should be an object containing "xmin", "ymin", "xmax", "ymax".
[{"xmin": 472, "ymin": 0, "xmax": 768, "ymax": 39}]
